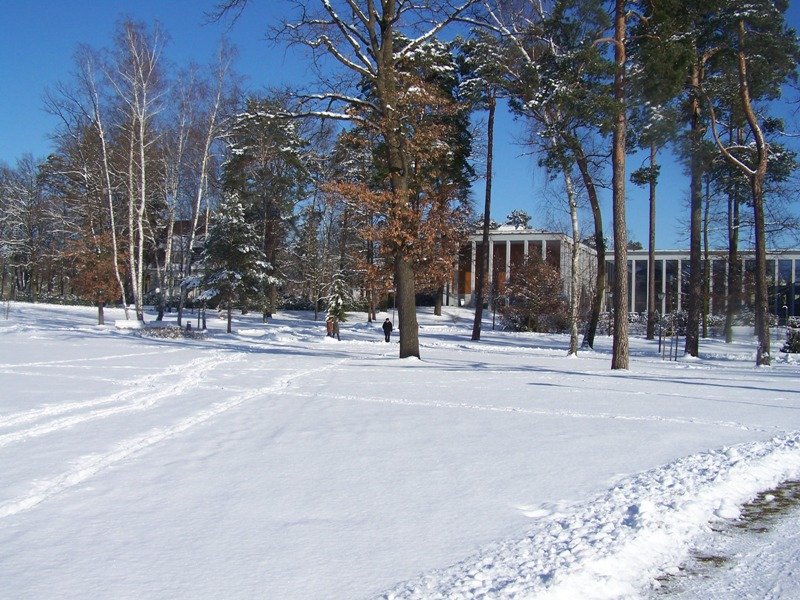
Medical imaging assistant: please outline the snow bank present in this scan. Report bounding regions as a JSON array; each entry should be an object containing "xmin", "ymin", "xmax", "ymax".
[{"xmin": 381, "ymin": 433, "xmax": 800, "ymax": 599}]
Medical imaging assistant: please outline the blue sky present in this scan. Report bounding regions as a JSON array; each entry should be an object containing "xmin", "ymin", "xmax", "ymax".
[{"xmin": 1, "ymin": 1, "xmax": 797, "ymax": 249}]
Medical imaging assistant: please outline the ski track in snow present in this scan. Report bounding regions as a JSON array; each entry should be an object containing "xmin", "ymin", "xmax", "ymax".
[
  {"xmin": 0, "ymin": 352, "xmax": 230, "ymax": 443},
  {"xmin": 0, "ymin": 355, "xmax": 347, "ymax": 520},
  {"xmin": 0, "ymin": 347, "xmax": 181, "ymax": 371},
  {"xmin": 279, "ymin": 391, "xmax": 773, "ymax": 433},
  {"xmin": 378, "ymin": 433, "xmax": 800, "ymax": 600}
]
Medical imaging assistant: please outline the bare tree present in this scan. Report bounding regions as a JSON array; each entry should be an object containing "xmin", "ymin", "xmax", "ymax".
[
  {"xmin": 106, "ymin": 20, "xmax": 167, "ymax": 320},
  {"xmin": 482, "ymin": 0, "xmax": 612, "ymax": 351},
  {"xmin": 44, "ymin": 45, "xmax": 132, "ymax": 318},
  {"xmin": 177, "ymin": 41, "xmax": 238, "ymax": 326}
]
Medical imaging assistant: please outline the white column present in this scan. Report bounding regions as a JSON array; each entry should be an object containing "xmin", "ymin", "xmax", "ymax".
[
  {"xmin": 724, "ymin": 258, "xmax": 729, "ymax": 312},
  {"xmin": 706, "ymin": 259, "xmax": 712, "ymax": 315},
  {"xmin": 742, "ymin": 259, "xmax": 746, "ymax": 305},
  {"xmin": 505, "ymin": 240, "xmax": 511, "ymax": 282},
  {"xmin": 630, "ymin": 259, "xmax": 636, "ymax": 313},
  {"xmin": 524, "ymin": 239, "xmax": 529, "ymax": 259},
  {"xmin": 488, "ymin": 241, "xmax": 494, "ymax": 289},
  {"xmin": 676, "ymin": 259, "xmax": 682, "ymax": 312},
  {"xmin": 661, "ymin": 259, "xmax": 667, "ymax": 315}
]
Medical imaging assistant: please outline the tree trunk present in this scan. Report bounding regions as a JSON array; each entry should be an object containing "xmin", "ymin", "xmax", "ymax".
[
  {"xmin": 752, "ymin": 175, "xmax": 770, "ymax": 364},
  {"xmin": 434, "ymin": 285, "xmax": 443, "ymax": 317},
  {"xmin": 572, "ymin": 141, "xmax": 605, "ymax": 349},
  {"xmin": 610, "ymin": 0, "xmax": 629, "ymax": 370},
  {"xmin": 127, "ymin": 131, "xmax": 140, "ymax": 320},
  {"xmin": 725, "ymin": 137, "xmax": 741, "ymax": 344},
  {"xmin": 734, "ymin": 20, "xmax": 770, "ymax": 365},
  {"xmin": 714, "ymin": 21, "xmax": 771, "ymax": 364},
  {"xmin": 702, "ymin": 173, "xmax": 711, "ymax": 338},
  {"xmin": 97, "ymin": 301, "xmax": 105, "ymax": 325},
  {"xmin": 395, "ymin": 253, "xmax": 420, "ymax": 358},
  {"xmin": 471, "ymin": 93, "xmax": 496, "ymax": 342},
  {"xmin": 684, "ymin": 62, "xmax": 703, "ymax": 358},
  {"xmin": 86, "ymin": 54, "xmax": 129, "ymax": 321},
  {"xmin": 564, "ymin": 166, "xmax": 581, "ymax": 356},
  {"xmin": 379, "ymin": 23, "xmax": 419, "ymax": 359},
  {"xmin": 646, "ymin": 143, "xmax": 657, "ymax": 340}
]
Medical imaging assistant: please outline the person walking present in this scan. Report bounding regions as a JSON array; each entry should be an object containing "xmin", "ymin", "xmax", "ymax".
[{"xmin": 382, "ymin": 318, "xmax": 393, "ymax": 342}]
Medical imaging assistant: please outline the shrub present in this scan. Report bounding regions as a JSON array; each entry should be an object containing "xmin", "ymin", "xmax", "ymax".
[
  {"xmin": 782, "ymin": 326, "xmax": 800, "ymax": 353},
  {"xmin": 498, "ymin": 256, "xmax": 569, "ymax": 332}
]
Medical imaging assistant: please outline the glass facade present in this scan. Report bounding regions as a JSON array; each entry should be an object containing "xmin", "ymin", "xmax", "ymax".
[
  {"xmin": 712, "ymin": 259, "xmax": 727, "ymax": 315},
  {"xmin": 634, "ymin": 260, "xmax": 648, "ymax": 313},
  {"xmin": 455, "ymin": 232, "xmax": 800, "ymax": 317},
  {"xmin": 665, "ymin": 260, "xmax": 679, "ymax": 313}
]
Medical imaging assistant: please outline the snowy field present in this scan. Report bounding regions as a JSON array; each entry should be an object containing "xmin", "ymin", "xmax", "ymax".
[{"xmin": 2, "ymin": 301, "xmax": 800, "ymax": 600}]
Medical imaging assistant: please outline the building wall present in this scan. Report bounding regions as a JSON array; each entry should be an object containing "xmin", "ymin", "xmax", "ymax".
[
  {"xmin": 609, "ymin": 250, "xmax": 800, "ymax": 317},
  {"xmin": 450, "ymin": 233, "xmax": 800, "ymax": 319},
  {"xmin": 451, "ymin": 228, "xmax": 597, "ymax": 308}
]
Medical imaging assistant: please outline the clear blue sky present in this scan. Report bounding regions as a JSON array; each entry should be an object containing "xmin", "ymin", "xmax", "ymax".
[{"xmin": 1, "ymin": 1, "xmax": 798, "ymax": 249}]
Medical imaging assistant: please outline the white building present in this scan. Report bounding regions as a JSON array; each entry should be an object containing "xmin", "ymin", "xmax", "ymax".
[
  {"xmin": 449, "ymin": 226, "xmax": 800, "ymax": 319},
  {"xmin": 450, "ymin": 226, "xmax": 596, "ymax": 307}
]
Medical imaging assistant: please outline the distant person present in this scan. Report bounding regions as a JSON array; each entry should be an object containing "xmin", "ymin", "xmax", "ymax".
[{"xmin": 382, "ymin": 318, "xmax": 393, "ymax": 342}]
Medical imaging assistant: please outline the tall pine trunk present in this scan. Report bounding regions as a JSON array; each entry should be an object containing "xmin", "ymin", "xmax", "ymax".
[
  {"xmin": 702, "ymin": 174, "xmax": 711, "ymax": 338},
  {"xmin": 573, "ymin": 144, "xmax": 605, "ymax": 349},
  {"xmin": 725, "ymin": 183, "xmax": 740, "ymax": 343},
  {"xmin": 564, "ymin": 166, "xmax": 581, "ymax": 356},
  {"xmin": 646, "ymin": 143, "xmax": 657, "ymax": 340},
  {"xmin": 685, "ymin": 62, "xmax": 703, "ymax": 357},
  {"xmin": 471, "ymin": 93, "xmax": 496, "ymax": 341},
  {"xmin": 610, "ymin": 0, "xmax": 629, "ymax": 370}
]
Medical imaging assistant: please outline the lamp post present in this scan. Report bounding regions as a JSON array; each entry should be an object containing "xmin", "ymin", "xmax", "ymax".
[{"xmin": 155, "ymin": 287, "xmax": 163, "ymax": 321}]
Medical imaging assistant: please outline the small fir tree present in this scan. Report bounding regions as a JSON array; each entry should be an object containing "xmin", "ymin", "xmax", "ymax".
[{"xmin": 325, "ymin": 271, "xmax": 349, "ymax": 340}]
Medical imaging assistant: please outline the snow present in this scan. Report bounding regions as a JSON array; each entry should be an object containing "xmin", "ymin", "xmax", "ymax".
[{"xmin": 2, "ymin": 302, "xmax": 800, "ymax": 599}]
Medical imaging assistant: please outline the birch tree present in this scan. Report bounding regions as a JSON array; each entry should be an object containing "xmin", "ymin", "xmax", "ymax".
[
  {"xmin": 483, "ymin": 0, "xmax": 613, "ymax": 351},
  {"xmin": 44, "ymin": 45, "xmax": 131, "ymax": 318},
  {"xmin": 107, "ymin": 20, "xmax": 167, "ymax": 320},
  {"xmin": 177, "ymin": 41, "xmax": 238, "ymax": 326}
]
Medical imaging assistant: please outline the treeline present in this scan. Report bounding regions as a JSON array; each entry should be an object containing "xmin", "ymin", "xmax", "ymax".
[{"xmin": 1, "ymin": 1, "xmax": 798, "ymax": 367}]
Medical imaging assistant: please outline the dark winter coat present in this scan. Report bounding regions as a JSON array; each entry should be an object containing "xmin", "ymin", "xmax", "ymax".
[{"xmin": 382, "ymin": 320, "xmax": 393, "ymax": 334}]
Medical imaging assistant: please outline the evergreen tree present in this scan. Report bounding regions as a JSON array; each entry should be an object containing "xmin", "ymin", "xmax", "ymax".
[
  {"xmin": 505, "ymin": 209, "xmax": 532, "ymax": 229},
  {"xmin": 201, "ymin": 193, "xmax": 270, "ymax": 333},
  {"xmin": 703, "ymin": 0, "xmax": 800, "ymax": 365},
  {"xmin": 223, "ymin": 96, "xmax": 309, "ymax": 320},
  {"xmin": 457, "ymin": 29, "xmax": 509, "ymax": 341},
  {"xmin": 326, "ymin": 270, "xmax": 349, "ymax": 324}
]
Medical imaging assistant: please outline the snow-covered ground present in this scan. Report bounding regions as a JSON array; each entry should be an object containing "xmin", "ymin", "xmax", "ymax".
[{"xmin": 1, "ymin": 301, "xmax": 799, "ymax": 600}]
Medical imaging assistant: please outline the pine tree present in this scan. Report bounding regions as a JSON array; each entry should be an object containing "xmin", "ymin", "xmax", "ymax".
[
  {"xmin": 703, "ymin": 0, "xmax": 800, "ymax": 365},
  {"xmin": 505, "ymin": 210, "xmax": 532, "ymax": 230},
  {"xmin": 201, "ymin": 193, "xmax": 270, "ymax": 333},
  {"xmin": 457, "ymin": 29, "xmax": 508, "ymax": 341},
  {"xmin": 223, "ymin": 96, "xmax": 309, "ymax": 321}
]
